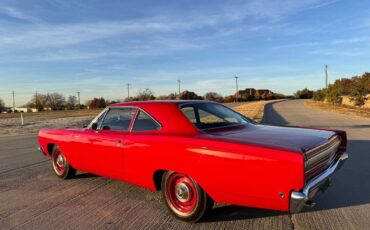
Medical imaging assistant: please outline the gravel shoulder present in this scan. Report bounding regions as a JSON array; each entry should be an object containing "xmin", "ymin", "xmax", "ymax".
[{"xmin": 304, "ymin": 100, "xmax": 370, "ymax": 119}]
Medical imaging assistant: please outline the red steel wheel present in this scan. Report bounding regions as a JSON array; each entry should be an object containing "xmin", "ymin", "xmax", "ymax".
[
  {"xmin": 51, "ymin": 145, "xmax": 76, "ymax": 179},
  {"xmin": 52, "ymin": 148, "xmax": 65, "ymax": 176},
  {"xmin": 162, "ymin": 171, "xmax": 214, "ymax": 222}
]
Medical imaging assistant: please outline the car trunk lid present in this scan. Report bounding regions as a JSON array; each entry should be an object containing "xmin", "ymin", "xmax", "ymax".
[{"xmin": 202, "ymin": 124, "xmax": 335, "ymax": 153}]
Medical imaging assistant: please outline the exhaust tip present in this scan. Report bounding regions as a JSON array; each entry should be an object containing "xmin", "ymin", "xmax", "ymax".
[{"xmin": 305, "ymin": 200, "xmax": 316, "ymax": 207}]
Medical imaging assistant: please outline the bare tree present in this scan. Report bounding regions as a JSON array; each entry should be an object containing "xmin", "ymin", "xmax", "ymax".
[
  {"xmin": 88, "ymin": 97, "xmax": 107, "ymax": 109},
  {"xmin": 137, "ymin": 88, "xmax": 155, "ymax": 101},
  {"xmin": 156, "ymin": 95, "xmax": 170, "ymax": 100},
  {"xmin": 124, "ymin": 97, "xmax": 138, "ymax": 102},
  {"xmin": 0, "ymin": 98, "xmax": 5, "ymax": 111},
  {"xmin": 66, "ymin": 95, "xmax": 77, "ymax": 110},
  {"xmin": 204, "ymin": 92, "xmax": 223, "ymax": 102},
  {"xmin": 46, "ymin": 93, "xmax": 66, "ymax": 110},
  {"xmin": 179, "ymin": 91, "xmax": 203, "ymax": 100},
  {"xmin": 27, "ymin": 93, "xmax": 47, "ymax": 111}
]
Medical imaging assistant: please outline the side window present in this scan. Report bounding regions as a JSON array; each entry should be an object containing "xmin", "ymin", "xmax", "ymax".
[
  {"xmin": 101, "ymin": 108, "xmax": 136, "ymax": 131},
  {"xmin": 180, "ymin": 103, "xmax": 247, "ymax": 130},
  {"xmin": 132, "ymin": 110, "xmax": 160, "ymax": 131},
  {"xmin": 181, "ymin": 107, "xmax": 197, "ymax": 124},
  {"xmin": 198, "ymin": 109, "xmax": 223, "ymax": 123}
]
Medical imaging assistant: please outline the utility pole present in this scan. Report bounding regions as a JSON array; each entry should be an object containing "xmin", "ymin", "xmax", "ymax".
[
  {"xmin": 35, "ymin": 91, "xmax": 38, "ymax": 111},
  {"xmin": 235, "ymin": 76, "xmax": 239, "ymax": 102},
  {"xmin": 77, "ymin": 92, "xmax": 81, "ymax": 109},
  {"xmin": 12, "ymin": 90, "xmax": 15, "ymax": 113},
  {"xmin": 126, "ymin": 83, "xmax": 131, "ymax": 98},
  {"xmin": 177, "ymin": 80, "xmax": 181, "ymax": 95},
  {"xmin": 325, "ymin": 65, "xmax": 328, "ymax": 88}
]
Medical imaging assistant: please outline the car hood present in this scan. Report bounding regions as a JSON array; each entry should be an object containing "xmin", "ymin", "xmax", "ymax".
[{"xmin": 203, "ymin": 124, "xmax": 335, "ymax": 153}]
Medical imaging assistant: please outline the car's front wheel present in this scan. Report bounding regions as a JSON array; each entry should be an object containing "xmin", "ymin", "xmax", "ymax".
[
  {"xmin": 51, "ymin": 145, "xmax": 76, "ymax": 179},
  {"xmin": 162, "ymin": 171, "xmax": 213, "ymax": 222}
]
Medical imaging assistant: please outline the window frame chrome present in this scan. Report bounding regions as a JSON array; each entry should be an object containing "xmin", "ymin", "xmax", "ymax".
[{"xmin": 130, "ymin": 108, "xmax": 163, "ymax": 132}]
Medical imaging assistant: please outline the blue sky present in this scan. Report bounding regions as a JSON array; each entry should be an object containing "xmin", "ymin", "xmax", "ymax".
[{"xmin": 0, "ymin": 0, "xmax": 370, "ymax": 106}]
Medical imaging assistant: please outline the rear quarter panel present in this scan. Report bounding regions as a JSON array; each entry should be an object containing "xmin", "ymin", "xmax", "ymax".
[
  {"xmin": 123, "ymin": 134, "xmax": 304, "ymax": 212},
  {"xmin": 195, "ymin": 139, "xmax": 304, "ymax": 211}
]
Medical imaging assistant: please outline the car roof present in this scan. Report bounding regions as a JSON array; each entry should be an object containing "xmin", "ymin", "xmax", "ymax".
[
  {"xmin": 111, "ymin": 100, "xmax": 211, "ymax": 107},
  {"xmin": 108, "ymin": 100, "xmax": 216, "ymax": 136}
]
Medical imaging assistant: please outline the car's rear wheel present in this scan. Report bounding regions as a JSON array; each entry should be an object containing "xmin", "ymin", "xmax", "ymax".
[
  {"xmin": 162, "ymin": 171, "xmax": 213, "ymax": 222},
  {"xmin": 51, "ymin": 145, "xmax": 76, "ymax": 179}
]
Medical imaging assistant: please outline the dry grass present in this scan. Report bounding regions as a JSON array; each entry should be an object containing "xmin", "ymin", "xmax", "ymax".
[
  {"xmin": 305, "ymin": 100, "xmax": 370, "ymax": 119},
  {"xmin": 0, "ymin": 109, "xmax": 101, "ymax": 119},
  {"xmin": 232, "ymin": 99, "xmax": 286, "ymax": 123}
]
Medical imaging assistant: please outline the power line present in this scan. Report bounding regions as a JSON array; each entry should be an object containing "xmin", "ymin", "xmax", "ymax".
[
  {"xmin": 35, "ymin": 91, "xmax": 38, "ymax": 110},
  {"xmin": 12, "ymin": 90, "xmax": 15, "ymax": 113},
  {"xmin": 126, "ymin": 83, "xmax": 131, "ymax": 98},
  {"xmin": 77, "ymin": 91, "xmax": 81, "ymax": 109}
]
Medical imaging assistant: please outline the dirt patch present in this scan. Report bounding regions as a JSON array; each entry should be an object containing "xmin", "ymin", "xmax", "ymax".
[{"xmin": 305, "ymin": 100, "xmax": 370, "ymax": 119}]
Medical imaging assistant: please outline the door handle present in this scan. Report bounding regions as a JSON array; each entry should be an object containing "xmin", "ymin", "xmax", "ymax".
[{"xmin": 116, "ymin": 140, "xmax": 123, "ymax": 147}]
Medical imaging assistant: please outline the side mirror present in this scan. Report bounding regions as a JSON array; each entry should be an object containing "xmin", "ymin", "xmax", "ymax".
[{"xmin": 91, "ymin": 123, "xmax": 98, "ymax": 130}]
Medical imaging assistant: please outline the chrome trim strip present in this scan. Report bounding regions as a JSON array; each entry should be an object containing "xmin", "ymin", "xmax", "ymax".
[
  {"xmin": 305, "ymin": 140, "xmax": 340, "ymax": 167},
  {"xmin": 305, "ymin": 135, "xmax": 340, "ymax": 157},
  {"xmin": 130, "ymin": 108, "xmax": 163, "ymax": 132},
  {"xmin": 304, "ymin": 135, "xmax": 341, "ymax": 179},
  {"xmin": 290, "ymin": 152, "xmax": 348, "ymax": 213}
]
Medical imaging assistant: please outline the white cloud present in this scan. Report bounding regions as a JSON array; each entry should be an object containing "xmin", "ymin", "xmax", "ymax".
[
  {"xmin": 331, "ymin": 37, "xmax": 370, "ymax": 44},
  {"xmin": 0, "ymin": 0, "xmax": 336, "ymax": 50},
  {"xmin": 273, "ymin": 42, "xmax": 321, "ymax": 49},
  {"xmin": 0, "ymin": 5, "xmax": 40, "ymax": 23},
  {"xmin": 311, "ymin": 49, "xmax": 366, "ymax": 56}
]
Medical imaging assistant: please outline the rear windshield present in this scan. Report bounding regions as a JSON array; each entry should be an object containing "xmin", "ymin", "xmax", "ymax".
[{"xmin": 180, "ymin": 103, "xmax": 249, "ymax": 131}]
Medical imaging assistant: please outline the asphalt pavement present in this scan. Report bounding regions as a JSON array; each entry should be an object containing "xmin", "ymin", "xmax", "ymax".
[{"xmin": 0, "ymin": 99, "xmax": 369, "ymax": 229}]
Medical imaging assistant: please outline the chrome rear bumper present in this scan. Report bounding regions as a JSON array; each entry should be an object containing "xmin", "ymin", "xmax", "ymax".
[{"xmin": 290, "ymin": 152, "xmax": 348, "ymax": 213}]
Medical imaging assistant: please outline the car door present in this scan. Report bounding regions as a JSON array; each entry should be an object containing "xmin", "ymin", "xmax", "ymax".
[
  {"xmin": 77, "ymin": 107, "xmax": 137, "ymax": 179},
  {"xmin": 122, "ymin": 110, "xmax": 162, "ymax": 186}
]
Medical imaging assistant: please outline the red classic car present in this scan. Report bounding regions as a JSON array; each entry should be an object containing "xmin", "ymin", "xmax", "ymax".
[{"xmin": 38, "ymin": 101, "xmax": 348, "ymax": 222}]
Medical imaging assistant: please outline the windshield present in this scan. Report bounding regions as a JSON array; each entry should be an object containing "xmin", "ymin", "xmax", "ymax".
[
  {"xmin": 88, "ymin": 108, "xmax": 108, "ymax": 129},
  {"xmin": 180, "ymin": 103, "xmax": 250, "ymax": 131}
]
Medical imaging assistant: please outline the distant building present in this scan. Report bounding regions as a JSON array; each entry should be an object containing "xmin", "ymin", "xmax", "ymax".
[
  {"xmin": 237, "ymin": 88, "xmax": 257, "ymax": 98},
  {"xmin": 256, "ymin": 89, "xmax": 274, "ymax": 99},
  {"xmin": 14, "ymin": 107, "xmax": 38, "ymax": 113},
  {"xmin": 235, "ymin": 88, "xmax": 274, "ymax": 100}
]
